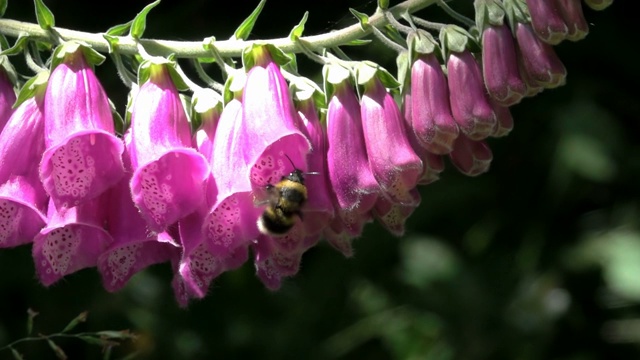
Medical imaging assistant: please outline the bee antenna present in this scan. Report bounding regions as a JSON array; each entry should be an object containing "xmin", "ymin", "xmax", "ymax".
[
  {"xmin": 305, "ymin": 171, "xmax": 320, "ymax": 176},
  {"xmin": 284, "ymin": 154, "xmax": 297, "ymax": 169}
]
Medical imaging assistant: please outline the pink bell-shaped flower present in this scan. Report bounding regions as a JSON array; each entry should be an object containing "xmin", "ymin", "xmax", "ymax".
[
  {"xmin": 515, "ymin": 22, "xmax": 567, "ymax": 89},
  {"xmin": 481, "ymin": 24, "xmax": 527, "ymax": 106},
  {"xmin": 449, "ymin": 134, "xmax": 493, "ymax": 177},
  {"xmin": 40, "ymin": 44, "xmax": 124, "ymax": 209},
  {"xmin": 0, "ymin": 76, "xmax": 49, "ymax": 248},
  {"xmin": 0, "ymin": 65, "xmax": 16, "ymax": 131},
  {"xmin": 525, "ymin": 0, "xmax": 569, "ymax": 45},
  {"xmin": 128, "ymin": 62, "xmax": 209, "ymax": 231}
]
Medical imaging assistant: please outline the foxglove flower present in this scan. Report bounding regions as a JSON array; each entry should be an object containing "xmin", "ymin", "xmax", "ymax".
[
  {"xmin": 481, "ymin": 24, "xmax": 527, "ymax": 106},
  {"xmin": 129, "ymin": 62, "xmax": 209, "ymax": 231},
  {"xmin": 407, "ymin": 54, "xmax": 459, "ymax": 154},
  {"xmin": 525, "ymin": 0, "xmax": 569, "ymax": 44},
  {"xmin": 556, "ymin": 0, "xmax": 589, "ymax": 41},
  {"xmin": 296, "ymin": 98, "xmax": 334, "ymax": 236},
  {"xmin": 490, "ymin": 99, "xmax": 514, "ymax": 137},
  {"xmin": 323, "ymin": 216, "xmax": 357, "ymax": 258},
  {"xmin": 98, "ymin": 135, "xmax": 180, "ymax": 292},
  {"xmin": 0, "ymin": 79, "xmax": 48, "ymax": 248},
  {"xmin": 254, "ymin": 228, "xmax": 306, "ymax": 290},
  {"xmin": 0, "ymin": 65, "xmax": 16, "ymax": 131},
  {"xmin": 515, "ymin": 22, "xmax": 567, "ymax": 89},
  {"xmin": 361, "ymin": 77, "xmax": 422, "ymax": 205},
  {"xmin": 40, "ymin": 45, "xmax": 124, "ymax": 209},
  {"xmin": 325, "ymin": 75, "xmax": 379, "ymax": 234},
  {"xmin": 583, "ymin": 0, "xmax": 613, "ymax": 11},
  {"xmin": 449, "ymin": 134, "xmax": 493, "ymax": 177},
  {"xmin": 447, "ymin": 50, "xmax": 497, "ymax": 140},
  {"xmin": 373, "ymin": 188, "xmax": 421, "ymax": 237},
  {"xmin": 33, "ymin": 195, "xmax": 113, "ymax": 286},
  {"xmin": 192, "ymin": 88, "xmax": 222, "ymax": 155}
]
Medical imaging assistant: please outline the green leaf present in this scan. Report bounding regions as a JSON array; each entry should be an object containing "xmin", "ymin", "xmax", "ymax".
[
  {"xmin": 378, "ymin": 0, "xmax": 389, "ymax": 10},
  {"xmin": 34, "ymin": 0, "xmax": 55, "ymax": 30},
  {"xmin": 61, "ymin": 311, "xmax": 88, "ymax": 333},
  {"xmin": 0, "ymin": 33, "xmax": 30, "ymax": 56},
  {"xmin": 14, "ymin": 71, "xmax": 48, "ymax": 108},
  {"xmin": 130, "ymin": 0, "xmax": 161, "ymax": 39},
  {"xmin": 26, "ymin": 308, "xmax": 39, "ymax": 336},
  {"xmin": 0, "ymin": 0, "xmax": 7, "ymax": 17},
  {"xmin": 289, "ymin": 11, "xmax": 308, "ymax": 41},
  {"xmin": 47, "ymin": 339, "xmax": 67, "ymax": 360},
  {"xmin": 106, "ymin": 20, "xmax": 133, "ymax": 36},
  {"xmin": 0, "ymin": 35, "xmax": 9, "ymax": 50},
  {"xmin": 343, "ymin": 39, "xmax": 372, "ymax": 46},
  {"xmin": 233, "ymin": 0, "xmax": 266, "ymax": 40},
  {"xmin": 10, "ymin": 347, "xmax": 24, "ymax": 360},
  {"xmin": 349, "ymin": 8, "xmax": 369, "ymax": 30}
]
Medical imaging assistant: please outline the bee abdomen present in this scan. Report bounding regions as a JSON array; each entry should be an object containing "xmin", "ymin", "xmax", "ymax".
[{"xmin": 258, "ymin": 207, "xmax": 296, "ymax": 235}]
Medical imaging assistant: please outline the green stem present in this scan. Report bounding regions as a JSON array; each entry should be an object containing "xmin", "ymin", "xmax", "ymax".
[{"xmin": 0, "ymin": 0, "xmax": 436, "ymax": 59}]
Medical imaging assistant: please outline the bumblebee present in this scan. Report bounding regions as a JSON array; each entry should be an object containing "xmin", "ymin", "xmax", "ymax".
[{"xmin": 257, "ymin": 157, "xmax": 308, "ymax": 236}]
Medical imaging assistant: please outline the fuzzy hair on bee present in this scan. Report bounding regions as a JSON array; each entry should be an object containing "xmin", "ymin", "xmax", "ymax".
[{"xmin": 257, "ymin": 157, "xmax": 310, "ymax": 236}]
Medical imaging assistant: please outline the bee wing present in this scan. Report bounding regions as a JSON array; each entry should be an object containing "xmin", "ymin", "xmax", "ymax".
[{"xmin": 252, "ymin": 185, "xmax": 275, "ymax": 207}]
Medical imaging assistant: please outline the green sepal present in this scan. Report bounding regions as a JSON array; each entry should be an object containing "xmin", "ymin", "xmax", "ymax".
[
  {"xmin": 223, "ymin": 67, "xmax": 245, "ymax": 104},
  {"xmin": 289, "ymin": 11, "xmax": 308, "ymax": 41},
  {"xmin": 407, "ymin": 29, "xmax": 438, "ymax": 57},
  {"xmin": 130, "ymin": 0, "xmax": 161, "ymax": 40},
  {"xmin": 0, "ymin": 0, "xmax": 7, "ymax": 17},
  {"xmin": 110, "ymin": 98, "xmax": 125, "ymax": 136},
  {"xmin": 439, "ymin": 25, "xmax": 480, "ymax": 56},
  {"xmin": 283, "ymin": 53, "xmax": 298, "ymax": 74},
  {"xmin": 34, "ymin": 0, "xmax": 55, "ymax": 30},
  {"xmin": 474, "ymin": 0, "xmax": 506, "ymax": 31},
  {"xmin": 322, "ymin": 62, "xmax": 352, "ymax": 101},
  {"xmin": 0, "ymin": 52, "xmax": 19, "ymax": 86},
  {"xmin": 50, "ymin": 41, "xmax": 106, "ymax": 70},
  {"xmin": 350, "ymin": 8, "xmax": 369, "ymax": 30},
  {"xmin": 503, "ymin": 0, "xmax": 530, "ymax": 31},
  {"xmin": 106, "ymin": 20, "xmax": 133, "ymax": 36},
  {"xmin": 242, "ymin": 43, "xmax": 291, "ymax": 71},
  {"xmin": 61, "ymin": 311, "xmax": 87, "ymax": 333},
  {"xmin": 355, "ymin": 61, "xmax": 400, "ymax": 89},
  {"xmin": 137, "ymin": 58, "xmax": 189, "ymax": 92},
  {"xmin": 396, "ymin": 50, "xmax": 410, "ymax": 93},
  {"xmin": 0, "ymin": 33, "xmax": 30, "ymax": 56},
  {"xmin": 378, "ymin": 0, "xmax": 389, "ymax": 10},
  {"xmin": 191, "ymin": 88, "xmax": 222, "ymax": 132},
  {"xmin": 13, "ymin": 71, "xmax": 48, "ymax": 108},
  {"xmin": 0, "ymin": 35, "xmax": 8, "ymax": 51},
  {"xmin": 344, "ymin": 39, "xmax": 372, "ymax": 46},
  {"xmin": 96, "ymin": 330, "xmax": 136, "ymax": 340},
  {"xmin": 103, "ymin": 34, "xmax": 119, "ymax": 54},
  {"xmin": 383, "ymin": 24, "xmax": 407, "ymax": 48},
  {"xmin": 233, "ymin": 0, "xmax": 266, "ymax": 41},
  {"xmin": 123, "ymin": 84, "xmax": 136, "ymax": 131},
  {"xmin": 290, "ymin": 74, "xmax": 326, "ymax": 110},
  {"xmin": 201, "ymin": 36, "xmax": 219, "ymax": 64}
]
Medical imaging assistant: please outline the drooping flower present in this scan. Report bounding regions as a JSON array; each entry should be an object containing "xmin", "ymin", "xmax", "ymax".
[
  {"xmin": 525, "ymin": 0, "xmax": 569, "ymax": 45},
  {"xmin": 0, "ymin": 64, "xmax": 16, "ymax": 131},
  {"xmin": 40, "ymin": 43, "xmax": 124, "ymax": 209},
  {"xmin": 325, "ymin": 70, "xmax": 379, "ymax": 235},
  {"xmin": 514, "ymin": 22, "xmax": 567, "ymax": 89},
  {"xmin": 295, "ymin": 97, "xmax": 334, "ymax": 236},
  {"xmin": 0, "ymin": 74, "xmax": 49, "ymax": 248},
  {"xmin": 253, "ymin": 228, "xmax": 306, "ymax": 290},
  {"xmin": 33, "ymin": 195, "xmax": 113, "ymax": 286},
  {"xmin": 449, "ymin": 134, "xmax": 493, "ymax": 177},
  {"xmin": 490, "ymin": 99, "xmax": 514, "ymax": 138},
  {"xmin": 98, "ymin": 134, "xmax": 180, "ymax": 292},
  {"xmin": 372, "ymin": 189, "xmax": 421, "ymax": 237},
  {"xmin": 406, "ymin": 53, "xmax": 460, "ymax": 154},
  {"xmin": 556, "ymin": 0, "xmax": 589, "ymax": 41},
  {"xmin": 361, "ymin": 76, "xmax": 422, "ymax": 205},
  {"xmin": 128, "ymin": 61, "xmax": 209, "ymax": 231},
  {"xmin": 481, "ymin": 24, "xmax": 527, "ymax": 106}
]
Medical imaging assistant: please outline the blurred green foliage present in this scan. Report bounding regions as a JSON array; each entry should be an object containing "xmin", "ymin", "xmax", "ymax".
[{"xmin": 1, "ymin": 1, "xmax": 639, "ymax": 359}]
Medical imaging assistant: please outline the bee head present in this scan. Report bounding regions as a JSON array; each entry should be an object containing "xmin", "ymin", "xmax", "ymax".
[{"xmin": 285, "ymin": 168, "xmax": 305, "ymax": 184}]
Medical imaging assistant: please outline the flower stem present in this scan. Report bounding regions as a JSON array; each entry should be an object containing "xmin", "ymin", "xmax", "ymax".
[{"xmin": 0, "ymin": 0, "xmax": 437, "ymax": 59}]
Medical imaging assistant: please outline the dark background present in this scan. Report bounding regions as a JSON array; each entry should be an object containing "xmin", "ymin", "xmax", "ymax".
[{"xmin": 1, "ymin": 0, "xmax": 639, "ymax": 359}]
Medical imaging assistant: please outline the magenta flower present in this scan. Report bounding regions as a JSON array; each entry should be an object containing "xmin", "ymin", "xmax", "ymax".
[
  {"xmin": 325, "ymin": 77, "xmax": 379, "ymax": 234},
  {"xmin": 407, "ymin": 54, "xmax": 459, "ymax": 154},
  {"xmin": 0, "ymin": 66, "xmax": 16, "ymax": 131},
  {"xmin": 447, "ymin": 50, "xmax": 497, "ymax": 140},
  {"xmin": 296, "ymin": 98, "xmax": 334, "ymax": 236},
  {"xmin": 361, "ymin": 77, "xmax": 422, "ymax": 205},
  {"xmin": 481, "ymin": 24, "xmax": 527, "ymax": 106},
  {"xmin": 515, "ymin": 22, "xmax": 567, "ymax": 89},
  {"xmin": 98, "ymin": 135, "xmax": 180, "ymax": 292},
  {"xmin": 192, "ymin": 88, "xmax": 222, "ymax": 156},
  {"xmin": 525, "ymin": 0, "xmax": 569, "ymax": 45},
  {"xmin": 556, "ymin": 0, "xmax": 589, "ymax": 41},
  {"xmin": 129, "ymin": 62, "xmax": 209, "ymax": 231},
  {"xmin": 490, "ymin": 99, "xmax": 514, "ymax": 138},
  {"xmin": 372, "ymin": 189, "xmax": 421, "ymax": 237},
  {"xmin": 253, "ymin": 229, "xmax": 306, "ymax": 290},
  {"xmin": 33, "ymin": 195, "xmax": 113, "ymax": 286},
  {"xmin": 323, "ymin": 216, "xmax": 357, "ymax": 258},
  {"xmin": 449, "ymin": 134, "xmax": 493, "ymax": 177},
  {"xmin": 40, "ymin": 45, "xmax": 124, "ymax": 209},
  {"xmin": 0, "ymin": 80, "xmax": 48, "ymax": 249}
]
